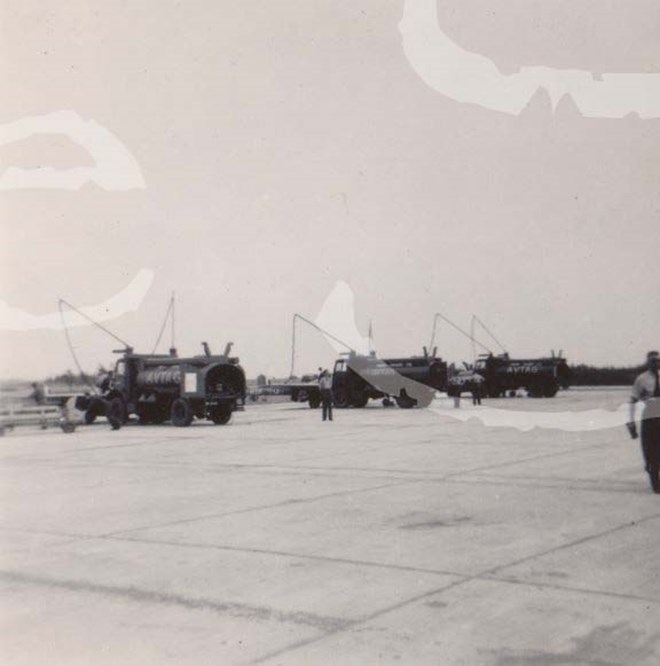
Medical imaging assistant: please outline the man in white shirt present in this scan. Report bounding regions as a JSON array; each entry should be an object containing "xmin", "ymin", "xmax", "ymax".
[
  {"xmin": 628, "ymin": 351, "xmax": 660, "ymax": 493},
  {"xmin": 318, "ymin": 369, "xmax": 334, "ymax": 422}
]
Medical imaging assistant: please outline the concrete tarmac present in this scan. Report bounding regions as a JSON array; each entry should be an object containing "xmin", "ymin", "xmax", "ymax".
[{"xmin": 1, "ymin": 388, "xmax": 659, "ymax": 665}]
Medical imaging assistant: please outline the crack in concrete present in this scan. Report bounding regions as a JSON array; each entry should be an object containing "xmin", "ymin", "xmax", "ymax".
[
  {"xmin": 103, "ymin": 479, "xmax": 415, "ymax": 537},
  {"xmin": 0, "ymin": 569, "xmax": 353, "ymax": 633},
  {"xmin": 244, "ymin": 512, "xmax": 660, "ymax": 663},
  {"xmin": 482, "ymin": 511, "xmax": 660, "ymax": 578},
  {"xmin": 251, "ymin": 579, "xmax": 465, "ymax": 665}
]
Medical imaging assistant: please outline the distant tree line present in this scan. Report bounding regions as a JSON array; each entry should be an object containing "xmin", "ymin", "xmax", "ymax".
[
  {"xmin": 44, "ymin": 366, "xmax": 109, "ymax": 387},
  {"xmin": 568, "ymin": 364, "xmax": 644, "ymax": 386}
]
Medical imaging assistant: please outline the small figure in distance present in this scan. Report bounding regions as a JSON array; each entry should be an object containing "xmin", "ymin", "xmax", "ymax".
[
  {"xmin": 448, "ymin": 385, "xmax": 460, "ymax": 408},
  {"xmin": 30, "ymin": 382, "xmax": 47, "ymax": 405},
  {"xmin": 628, "ymin": 350, "xmax": 660, "ymax": 493},
  {"xmin": 471, "ymin": 372, "xmax": 484, "ymax": 406},
  {"xmin": 318, "ymin": 368, "xmax": 334, "ymax": 422}
]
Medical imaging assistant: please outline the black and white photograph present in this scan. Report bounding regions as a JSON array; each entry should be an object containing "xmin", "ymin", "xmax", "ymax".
[{"xmin": 1, "ymin": 1, "xmax": 659, "ymax": 663}]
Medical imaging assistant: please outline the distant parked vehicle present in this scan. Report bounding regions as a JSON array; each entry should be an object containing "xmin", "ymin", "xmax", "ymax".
[{"xmin": 473, "ymin": 353, "xmax": 571, "ymax": 398}]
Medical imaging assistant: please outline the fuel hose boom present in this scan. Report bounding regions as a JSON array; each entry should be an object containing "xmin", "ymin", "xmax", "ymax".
[{"xmin": 281, "ymin": 314, "xmax": 449, "ymax": 409}]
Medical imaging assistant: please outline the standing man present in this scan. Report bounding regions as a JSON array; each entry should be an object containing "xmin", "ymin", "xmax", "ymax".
[
  {"xmin": 319, "ymin": 369, "xmax": 333, "ymax": 422},
  {"xmin": 471, "ymin": 372, "xmax": 484, "ymax": 406},
  {"xmin": 29, "ymin": 382, "xmax": 47, "ymax": 405},
  {"xmin": 628, "ymin": 351, "xmax": 660, "ymax": 493}
]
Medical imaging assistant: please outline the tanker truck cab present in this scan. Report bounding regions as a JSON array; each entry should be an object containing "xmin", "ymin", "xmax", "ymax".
[
  {"xmin": 331, "ymin": 357, "xmax": 363, "ymax": 408},
  {"xmin": 111, "ymin": 356, "xmax": 139, "ymax": 405},
  {"xmin": 103, "ymin": 353, "xmax": 140, "ymax": 424},
  {"xmin": 333, "ymin": 358, "xmax": 348, "ymax": 376}
]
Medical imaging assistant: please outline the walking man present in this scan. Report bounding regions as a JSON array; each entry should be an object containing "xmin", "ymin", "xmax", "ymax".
[
  {"xmin": 628, "ymin": 351, "xmax": 660, "ymax": 493},
  {"xmin": 319, "ymin": 368, "xmax": 333, "ymax": 422}
]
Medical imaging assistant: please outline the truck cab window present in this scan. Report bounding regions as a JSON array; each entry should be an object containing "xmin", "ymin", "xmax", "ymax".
[
  {"xmin": 114, "ymin": 360, "xmax": 126, "ymax": 386},
  {"xmin": 334, "ymin": 360, "xmax": 346, "ymax": 373}
]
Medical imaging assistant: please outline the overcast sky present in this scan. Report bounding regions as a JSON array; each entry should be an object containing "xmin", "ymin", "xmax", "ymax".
[{"xmin": 1, "ymin": 1, "xmax": 659, "ymax": 380}]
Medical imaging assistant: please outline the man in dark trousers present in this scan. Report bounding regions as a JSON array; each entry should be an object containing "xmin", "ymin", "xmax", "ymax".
[
  {"xmin": 470, "ymin": 372, "xmax": 484, "ymax": 406},
  {"xmin": 318, "ymin": 368, "xmax": 333, "ymax": 422},
  {"xmin": 628, "ymin": 351, "xmax": 660, "ymax": 493}
]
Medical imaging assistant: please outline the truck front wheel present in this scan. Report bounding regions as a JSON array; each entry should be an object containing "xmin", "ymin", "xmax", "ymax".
[
  {"xmin": 333, "ymin": 387, "xmax": 349, "ymax": 408},
  {"xmin": 171, "ymin": 399, "xmax": 193, "ymax": 427}
]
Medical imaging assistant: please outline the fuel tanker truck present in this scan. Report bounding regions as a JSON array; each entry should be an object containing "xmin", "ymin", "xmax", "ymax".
[
  {"xmin": 332, "ymin": 349, "xmax": 448, "ymax": 408},
  {"xmin": 430, "ymin": 313, "xmax": 571, "ymax": 399},
  {"xmin": 286, "ymin": 348, "xmax": 448, "ymax": 409},
  {"xmin": 472, "ymin": 352, "xmax": 571, "ymax": 398},
  {"xmin": 86, "ymin": 342, "xmax": 246, "ymax": 427}
]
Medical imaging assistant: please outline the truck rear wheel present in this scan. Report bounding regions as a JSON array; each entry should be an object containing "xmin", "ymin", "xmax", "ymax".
[
  {"xmin": 527, "ymin": 385, "xmax": 544, "ymax": 398},
  {"xmin": 308, "ymin": 394, "xmax": 320, "ymax": 409},
  {"xmin": 171, "ymin": 398, "xmax": 193, "ymax": 427},
  {"xmin": 209, "ymin": 404, "xmax": 232, "ymax": 425}
]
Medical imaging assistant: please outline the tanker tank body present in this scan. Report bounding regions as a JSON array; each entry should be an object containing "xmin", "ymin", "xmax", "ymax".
[
  {"xmin": 134, "ymin": 359, "xmax": 184, "ymax": 424},
  {"xmin": 99, "ymin": 342, "xmax": 247, "ymax": 427}
]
